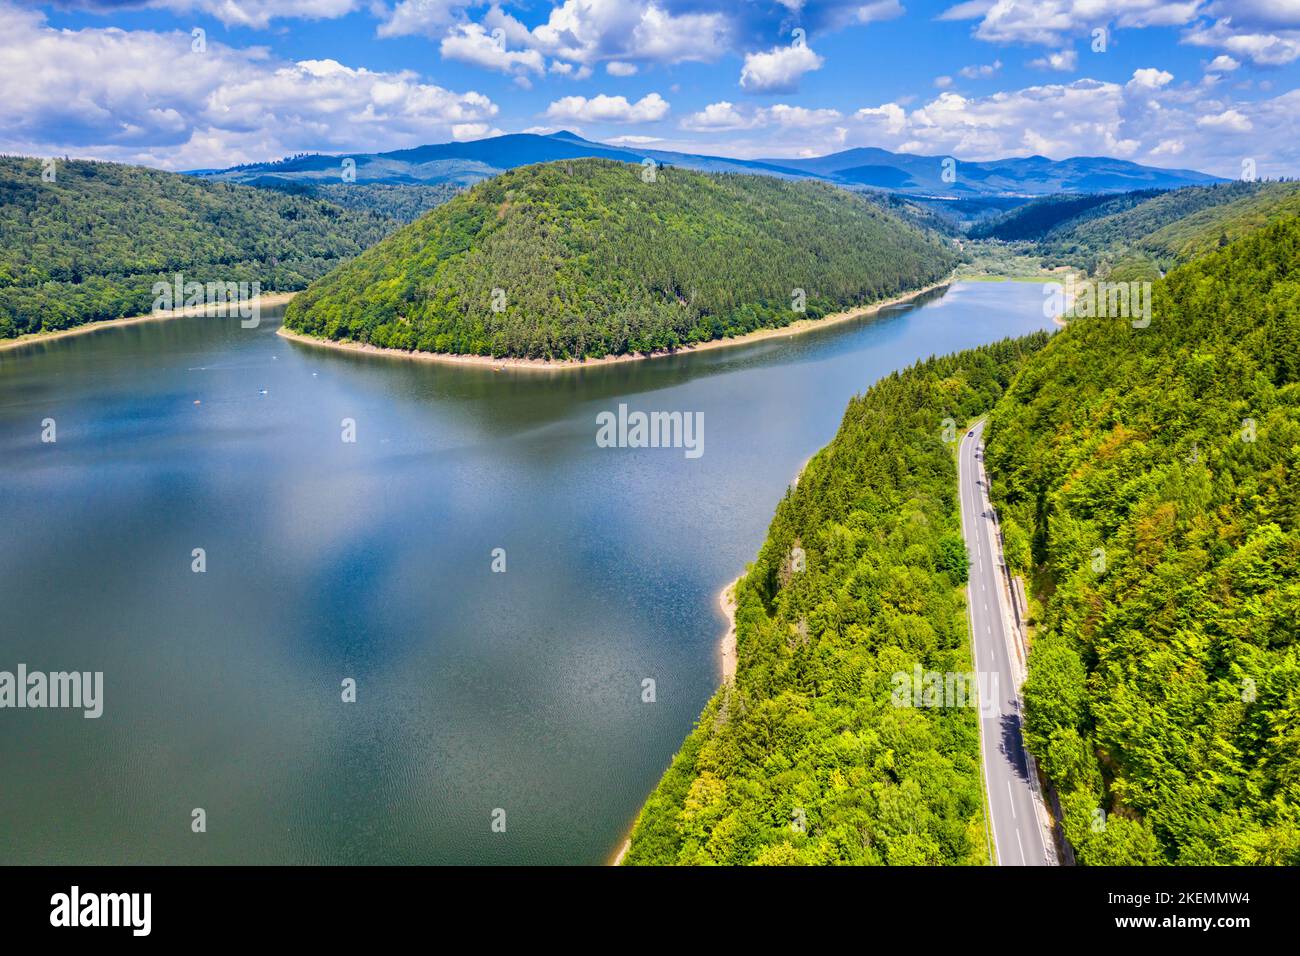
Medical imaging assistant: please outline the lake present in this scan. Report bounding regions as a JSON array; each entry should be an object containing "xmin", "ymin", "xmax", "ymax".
[{"xmin": 0, "ymin": 281, "xmax": 1054, "ymax": 864}]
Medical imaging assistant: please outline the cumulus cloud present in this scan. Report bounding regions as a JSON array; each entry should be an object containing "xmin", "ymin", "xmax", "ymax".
[
  {"xmin": 680, "ymin": 101, "xmax": 756, "ymax": 131},
  {"xmin": 435, "ymin": 0, "xmax": 732, "ymax": 76},
  {"xmin": 0, "ymin": 6, "xmax": 497, "ymax": 168},
  {"xmin": 1030, "ymin": 49, "xmax": 1078, "ymax": 71},
  {"xmin": 376, "ymin": 0, "xmax": 479, "ymax": 38},
  {"xmin": 544, "ymin": 92, "xmax": 670, "ymax": 124},
  {"xmin": 679, "ymin": 101, "xmax": 842, "ymax": 132},
  {"xmin": 1184, "ymin": 17, "xmax": 1300, "ymax": 65},
  {"xmin": 1129, "ymin": 67, "xmax": 1174, "ymax": 89},
  {"xmin": 959, "ymin": 59, "xmax": 1003, "ymax": 79},
  {"xmin": 1196, "ymin": 108, "xmax": 1252, "ymax": 132},
  {"xmin": 1205, "ymin": 54, "xmax": 1240, "ymax": 71},
  {"xmin": 824, "ymin": 75, "xmax": 1300, "ymax": 178},
  {"xmin": 764, "ymin": 104, "xmax": 843, "ymax": 127},
  {"xmin": 739, "ymin": 43, "xmax": 824, "ymax": 93},
  {"xmin": 958, "ymin": 0, "xmax": 1202, "ymax": 46},
  {"xmin": 854, "ymin": 102, "xmax": 907, "ymax": 134},
  {"xmin": 48, "ymin": 0, "xmax": 362, "ymax": 29},
  {"xmin": 439, "ymin": 22, "xmax": 546, "ymax": 75}
]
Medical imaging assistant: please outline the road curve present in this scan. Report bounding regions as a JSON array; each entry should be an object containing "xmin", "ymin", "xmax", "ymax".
[{"xmin": 959, "ymin": 419, "xmax": 1054, "ymax": 866}]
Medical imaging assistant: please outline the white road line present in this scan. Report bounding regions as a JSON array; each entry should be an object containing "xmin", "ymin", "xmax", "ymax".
[
  {"xmin": 1016, "ymin": 830, "xmax": 1025, "ymax": 865},
  {"xmin": 1008, "ymin": 781, "xmax": 1016, "ymax": 818}
]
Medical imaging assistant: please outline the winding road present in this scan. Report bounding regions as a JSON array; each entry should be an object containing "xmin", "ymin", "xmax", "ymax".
[{"xmin": 959, "ymin": 419, "xmax": 1055, "ymax": 866}]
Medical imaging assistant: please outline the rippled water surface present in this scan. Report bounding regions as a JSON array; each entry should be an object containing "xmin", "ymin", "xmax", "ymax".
[{"xmin": 0, "ymin": 282, "xmax": 1054, "ymax": 863}]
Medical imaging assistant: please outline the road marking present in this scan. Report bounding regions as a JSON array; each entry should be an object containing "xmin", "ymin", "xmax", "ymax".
[
  {"xmin": 1016, "ymin": 830, "xmax": 1025, "ymax": 865},
  {"xmin": 1008, "ymin": 781, "xmax": 1016, "ymax": 818}
]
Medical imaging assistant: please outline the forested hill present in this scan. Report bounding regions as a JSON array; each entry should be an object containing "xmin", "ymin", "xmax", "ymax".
[
  {"xmin": 622, "ymin": 334, "xmax": 1050, "ymax": 864},
  {"xmin": 281, "ymin": 159, "xmax": 958, "ymax": 361},
  {"xmin": 972, "ymin": 181, "xmax": 1300, "ymax": 276},
  {"xmin": 0, "ymin": 157, "xmax": 394, "ymax": 339},
  {"xmin": 986, "ymin": 216, "xmax": 1300, "ymax": 864}
]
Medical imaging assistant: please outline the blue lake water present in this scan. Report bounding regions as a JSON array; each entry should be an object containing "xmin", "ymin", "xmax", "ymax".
[{"xmin": 0, "ymin": 280, "xmax": 1054, "ymax": 863}]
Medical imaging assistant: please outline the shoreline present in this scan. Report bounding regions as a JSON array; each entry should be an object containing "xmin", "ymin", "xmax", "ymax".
[
  {"xmin": 613, "ymin": 455, "xmax": 808, "ymax": 865},
  {"xmin": 718, "ymin": 577, "xmax": 740, "ymax": 685},
  {"xmin": 275, "ymin": 277, "xmax": 955, "ymax": 371},
  {"xmin": 610, "ymin": 572, "xmax": 740, "ymax": 867},
  {"xmin": 0, "ymin": 291, "xmax": 299, "ymax": 353}
]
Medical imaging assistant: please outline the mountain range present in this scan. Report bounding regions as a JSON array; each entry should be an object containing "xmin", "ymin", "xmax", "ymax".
[{"xmin": 193, "ymin": 130, "xmax": 1224, "ymax": 199}]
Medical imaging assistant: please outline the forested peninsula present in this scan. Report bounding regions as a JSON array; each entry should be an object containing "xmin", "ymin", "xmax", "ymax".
[{"xmin": 281, "ymin": 159, "xmax": 958, "ymax": 362}]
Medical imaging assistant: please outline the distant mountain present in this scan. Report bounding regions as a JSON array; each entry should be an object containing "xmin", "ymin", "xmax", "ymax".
[
  {"xmin": 761, "ymin": 147, "xmax": 1223, "ymax": 196},
  {"xmin": 194, "ymin": 131, "xmax": 1224, "ymax": 199}
]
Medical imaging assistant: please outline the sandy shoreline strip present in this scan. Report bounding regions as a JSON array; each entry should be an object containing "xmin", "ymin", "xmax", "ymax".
[
  {"xmin": 718, "ymin": 578, "xmax": 740, "ymax": 685},
  {"xmin": 0, "ymin": 291, "xmax": 300, "ymax": 353},
  {"xmin": 276, "ymin": 277, "xmax": 955, "ymax": 371}
]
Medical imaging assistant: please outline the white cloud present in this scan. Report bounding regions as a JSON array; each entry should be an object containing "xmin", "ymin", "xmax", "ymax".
[
  {"xmin": 376, "ymin": 0, "xmax": 478, "ymax": 38},
  {"xmin": 0, "ymin": 7, "xmax": 497, "ymax": 168},
  {"xmin": 123, "ymin": 0, "xmax": 364, "ymax": 29},
  {"xmin": 938, "ymin": 0, "xmax": 996, "ymax": 20},
  {"xmin": 1197, "ymin": 108, "xmax": 1252, "ymax": 132},
  {"xmin": 935, "ymin": 75, "xmax": 954, "ymax": 88},
  {"xmin": 1150, "ymin": 137, "xmax": 1185, "ymax": 155},
  {"xmin": 834, "ymin": 0, "xmax": 906, "ymax": 27},
  {"xmin": 1030, "ymin": 49, "xmax": 1078, "ymax": 71},
  {"xmin": 680, "ymin": 101, "xmax": 756, "ymax": 131},
  {"xmin": 451, "ymin": 122, "xmax": 504, "ymax": 140},
  {"xmin": 544, "ymin": 92, "xmax": 670, "ymax": 124},
  {"xmin": 1184, "ymin": 17, "xmax": 1300, "ymax": 65},
  {"xmin": 739, "ymin": 43, "xmax": 824, "ymax": 93},
  {"xmin": 854, "ymin": 102, "xmax": 907, "ymax": 134},
  {"xmin": 679, "ymin": 101, "xmax": 842, "ymax": 132},
  {"xmin": 762, "ymin": 104, "xmax": 843, "ymax": 127},
  {"xmin": 959, "ymin": 59, "xmax": 1003, "ymax": 79},
  {"xmin": 467, "ymin": 0, "xmax": 729, "ymax": 72},
  {"xmin": 1206, "ymin": 54, "xmax": 1240, "ymax": 71},
  {"xmin": 971, "ymin": 1, "xmax": 1203, "ymax": 46},
  {"xmin": 605, "ymin": 134, "xmax": 662, "ymax": 145},
  {"xmin": 440, "ymin": 23, "xmax": 545, "ymax": 75},
  {"xmin": 606, "ymin": 61, "xmax": 638, "ymax": 76},
  {"xmin": 1129, "ymin": 67, "xmax": 1174, "ymax": 89}
]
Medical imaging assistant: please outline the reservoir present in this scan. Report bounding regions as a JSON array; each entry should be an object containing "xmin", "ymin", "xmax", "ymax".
[{"xmin": 0, "ymin": 280, "xmax": 1054, "ymax": 864}]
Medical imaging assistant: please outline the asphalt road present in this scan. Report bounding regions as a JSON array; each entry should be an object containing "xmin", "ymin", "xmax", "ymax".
[{"xmin": 959, "ymin": 419, "xmax": 1053, "ymax": 866}]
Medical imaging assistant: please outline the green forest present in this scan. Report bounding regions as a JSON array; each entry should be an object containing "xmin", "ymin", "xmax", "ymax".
[
  {"xmin": 0, "ymin": 156, "xmax": 395, "ymax": 338},
  {"xmin": 622, "ymin": 333, "xmax": 1050, "ymax": 864},
  {"xmin": 282, "ymin": 158, "xmax": 958, "ymax": 361},
  {"xmin": 985, "ymin": 216, "xmax": 1300, "ymax": 864},
  {"xmin": 257, "ymin": 180, "xmax": 464, "ymax": 223},
  {"xmin": 969, "ymin": 181, "xmax": 1300, "ymax": 279}
]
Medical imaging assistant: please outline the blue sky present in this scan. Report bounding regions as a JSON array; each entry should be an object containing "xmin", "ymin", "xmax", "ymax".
[{"xmin": 4, "ymin": 1, "xmax": 1299, "ymax": 177}]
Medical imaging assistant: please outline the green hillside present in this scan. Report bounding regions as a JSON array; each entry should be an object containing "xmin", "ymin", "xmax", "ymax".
[
  {"xmin": 972, "ymin": 181, "xmax": 1300, "ymax": 277},
  {"xmin": 0, "ymin": 157, "xmax": 395, "ymax": 339},
  {"xmin": 968, "ymin": 190, "xmax": 1161, "ymax": 242},
  {"xmin": 985, "ymin": 216, "xmax": 1300, "ymax": 864},
  {"xmin": 255, "ymin": 180, "xmax": 463, "ymax": 223},
  {"xmin": 282, "ymin": 159, "xmax": 958, "ymax": 361},
  {"xmin": 622, "ymin": 334, "xmax": 1050, "ymax": 865}
]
